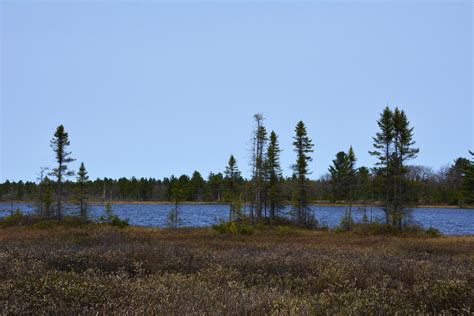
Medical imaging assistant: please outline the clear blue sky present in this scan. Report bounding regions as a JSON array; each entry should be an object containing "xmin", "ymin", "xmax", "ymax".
[{"xmin": 1, "ymin": 1, "xmax": 472, "ymax": 182}]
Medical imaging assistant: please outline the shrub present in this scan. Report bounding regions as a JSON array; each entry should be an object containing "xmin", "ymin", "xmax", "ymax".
[
  {"xmin": 212, "ymin": 220, "xmax": 254, "ymax": 235},
  {"xmin": 0, "ymin": 209, "xmax": 24, "ymax": 227},
  {"xmin": 33, "ymin": 219, "xmax": 59, "ymax": 229},
  {"xmin": 98, "ymin": 203, "xmax": 129, "ymax": 228},
  {"xmin": 0, "ymin": 209, "xmax": 42, "ymax": 227},
  {"xmin": 425, "ymin": 227, "xmax": 442, "ymax": 237}
]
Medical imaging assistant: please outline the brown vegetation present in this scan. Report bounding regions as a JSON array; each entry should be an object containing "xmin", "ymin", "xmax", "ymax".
[{"xmin": 0, "ymin": 225, "xmax": 473, "ymax": 314}]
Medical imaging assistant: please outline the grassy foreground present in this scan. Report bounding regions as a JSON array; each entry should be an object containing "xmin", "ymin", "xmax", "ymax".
[{"xmin": 0, "ymin": 225, "xmax": 473, "ymax": 314}]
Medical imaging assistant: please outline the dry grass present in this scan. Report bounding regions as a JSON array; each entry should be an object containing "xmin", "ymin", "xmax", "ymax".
[{"xmin": 0, "ymin": 225, "xmax": 473, "ymax": 314}]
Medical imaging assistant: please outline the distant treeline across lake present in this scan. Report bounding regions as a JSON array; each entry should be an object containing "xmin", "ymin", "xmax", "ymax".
[{"xmin": 1, "ymin": 202, "xmax": 472, "ymax": 235}]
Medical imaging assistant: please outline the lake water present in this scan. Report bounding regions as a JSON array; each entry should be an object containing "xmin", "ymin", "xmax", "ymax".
[{"xmin": 0, "ymin": 202, "xmax": 473, "ymax": 235}]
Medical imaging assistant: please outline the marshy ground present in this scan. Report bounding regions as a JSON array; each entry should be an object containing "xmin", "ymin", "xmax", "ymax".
[{"xmin": 1, "ymin": 225, "xmax": 473, "ymax": 314}]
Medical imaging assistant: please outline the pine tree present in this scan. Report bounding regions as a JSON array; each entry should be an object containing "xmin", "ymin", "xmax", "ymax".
[
  {"xmin": 292, "ymin": 121, "xmax": 314, "ymax": 226},
  {"xmin": 190, "ymin": 171, "xmax": 205, "ymax": 201},
  {"xmin": 50, "ymin": 125, "xmax": 75, "ymax": 218},
  {"xmin": 329, "ymin": 147, "xmax": 357, "ymax": 229},
  {"xmin": 328, "ymin": 151, "xmax": 351, "ymax": 201},
  {"xmin": 42, "ymin": 176, "xmax": 54, "ymax": 218},
  {"xmin": 265, "ymin": 131, "xmax": 283, "ymax": 220},
  {"xmin": 370, "ymin": 107, "xmax": 418, "ymax": 228},
  {"xmin": 392, "ymin": 108, "xmax": 419, "ymax": 227},
  {"xmin": 369, "ymin": 107, "xmax": 394, "ymax": 222},
  {"xmin": 250, "ymin": 114, "xmax": 267, "ymax": 221},
  {"xmin": 224, "ymin": 155, "xmax": 242, "ymax": 220},
  {"xmin": 76, "ymin": 162, "xmax": 89, "ymax": 220},
  {"xmin": 462, "ymin": 151, "xmax": 474, "ymax": 204}
]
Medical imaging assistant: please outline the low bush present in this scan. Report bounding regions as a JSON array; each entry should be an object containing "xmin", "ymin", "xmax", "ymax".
[
  {"xmin": 97, "ymin": 203, "xmax": 129, "ymax": 228},
  {"xmin": 425, "ymin": 227, "xmax": 442, "ymax": 237},
  {"xmin": 0, "ymin": 210, "xmax": 42, "ymax": 227},
  {"xmin": 212, "ymin": 220, "xmax": 254, "ymax": 235}
]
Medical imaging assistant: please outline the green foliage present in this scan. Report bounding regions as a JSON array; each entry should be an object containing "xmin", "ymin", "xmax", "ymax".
[
  {"xmin": 251, "ymin": 113, "xmax": 268, "ymax": 220},
  {"xmin": 0, "ymin": 209, "xmax": 25, "ymax": 227},
  {"xmin": 265, "ymin": 131, "xmax": 284, "ymax": 219},
  {"xmin": 224, "ymin": 155, "xmax": 243, "ymax": 220},
  {"xmin": 329, "ymin": 147, "xmax": 357, "ymax": 201},
  {"xmin": 98, "ymin": 203, "xmax": 129, "ymax": 228},
  {"xmin": 425, "ymin": 227, "xmax": 442, "ymax": 237},
  {"xmin": 212, "ymin": 220, "xmax": 255, "ymax": 235},
  {"xmin": 369, "ymin": 107, "xmax": 419, "ymax": 226},
  {"xmin": 462, "ymin": 151, "xmax": 474, "ymax": 204},
  {"xmin": 49, "ymin": 124, "xmax": 75, "ymax": 218},
  {"xmin": 75, "ymin": 162, "xmax": 89, "ymax": 220},
  {"xmin": 291, "ymin": 121, "xmax": 314, "ymax": 226}
]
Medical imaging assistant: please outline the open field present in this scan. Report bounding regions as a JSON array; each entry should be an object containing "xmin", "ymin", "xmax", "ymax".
[{"xmin": 1, "ymin": 225, "xmax": 473, "ymax": 314}]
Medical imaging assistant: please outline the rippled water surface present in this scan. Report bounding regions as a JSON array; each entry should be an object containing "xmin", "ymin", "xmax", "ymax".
[{"xmin": 0, "ymin": 203, "xmax": 473, "ymax": 235}]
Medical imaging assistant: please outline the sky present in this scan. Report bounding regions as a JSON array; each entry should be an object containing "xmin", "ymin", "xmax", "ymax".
[{"xmin": 1, "ymin": 0, "xmax": 472, "ymax": 182}]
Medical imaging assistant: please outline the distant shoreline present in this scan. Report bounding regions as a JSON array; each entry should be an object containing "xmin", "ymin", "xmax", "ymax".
[{"xmin": 2, "ymin": 200, "xmax": 473, "ymax": 209}]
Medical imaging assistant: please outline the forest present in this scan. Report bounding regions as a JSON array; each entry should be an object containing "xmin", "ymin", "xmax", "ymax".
[{"xmin": 1, "ymin": 108, "xmax": 473, "ymax": 212}]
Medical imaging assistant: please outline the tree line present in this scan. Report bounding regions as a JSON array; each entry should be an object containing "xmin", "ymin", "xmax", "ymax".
[{"xmin": 1, "ymin": 107, "xmax": 473, "ymax": 227}]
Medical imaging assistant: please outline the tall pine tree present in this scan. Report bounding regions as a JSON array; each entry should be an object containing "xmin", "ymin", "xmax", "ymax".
[
  {"xmin": 265, "ymin": 131, "xmax": 283, "ymax": 220},
  {"xmin": 50, "ymin": 125, "xmax": 75, "ymax": 218},
  {"xmin": 370, "ymin": 107, "xmax": 418, "ymax": 227},
  {"xmin": 250, "ymin": 113, "xmax": 267, "ymax": 221},
  {"xmin": 224, "ymin": 155, "xmax": 243, "ymax": 220},
  {"xmin": 292, "ymin": 121, "xmax": 314, "ymax": 226},
  {"xmin": 76, "ymin": 162, "xmax": 89, "ymax": 220}
]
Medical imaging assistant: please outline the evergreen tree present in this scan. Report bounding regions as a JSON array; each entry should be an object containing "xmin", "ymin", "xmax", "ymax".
[
  {"xmin": 224, "ymin": 155, "xmax": 242, "ymax": 220},
  {"xmin": 42, "ymin": 176, "xmax": 54, "ymax": 218},
  {"xmin": 355, "ymin": 166, "xmax": 371, "ymax": 201},
  {"xmin": 207, "ymin": 172, "xmax": 224, "ymax": 201},
  {"xmin": 370, "ymin": 107, "xmax": 418, "ymax": 228},
  {"xmin": 265, "ymin": 131, "xmax": 283, "ymax": 220},
  {"xmin": 328, "ymin": 151, "xmax": 351, "ymax": 201},
  {"xmin": 50, "ymin": 125, "xmax": 75, "ymax": 218},
  {"xmin": 462, "ymin": 151, "xmax": 474, "ymax": 204},
  {"xmin": 369, "ymin": 106, "xmax": 394, "ymax": 222},
  {"xmin": 250, "ymin": 113, "xmax": 267, "ymax": 220},
  {"xmin": 291, "ymin": 121, "xmax": 314, "ymax": 226},
  {"xmin": 76, "ymin": 162, "xmax": 89, "ymax": 220},
  {"xmin": 190, "ymin": 171, "xmax": 205, "ymax": 201},
  {"xmin": 168, "ymin": 176, "xmax": 188, "ymax": 228},
  {"xmin": 329, "ymin": 147, "xmax": 357, "ymax": 229}
]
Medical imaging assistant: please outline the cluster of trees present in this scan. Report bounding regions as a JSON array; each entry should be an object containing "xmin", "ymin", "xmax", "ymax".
[{"xmin": 1, "ymin": 108, "xmax": 473, "ymax": 228}]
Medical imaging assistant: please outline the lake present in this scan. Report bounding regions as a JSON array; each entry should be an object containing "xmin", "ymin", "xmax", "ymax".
[{"xmin": 0, "ymin": 202, "xmax": 473, "ymax": 235}]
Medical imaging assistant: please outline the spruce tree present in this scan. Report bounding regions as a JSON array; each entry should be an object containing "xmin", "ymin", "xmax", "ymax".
[
  {"xmin": 190, "ymin": 171, "xmax": 205, "ymax": 201},
  {"xmin": 369, "ymin": 106, "xmax": 394, "ymax": 222},
  {"xmin": 50, "ymin": 125, "xmax": 75, "ymax": 218},
  {"xmin": 76, "ymin": 162, "xmax": 89, "ymax": 220},
  {"xmin": 250, "ymin": 113, "xmax": 267, "ymax": 221},
  {"xmin": 392, "ymin": 108, "xmax": 419, "ymax": 226},
  {"xmin": 328, "ymin": 151, "xmax": 351, "ymax": 201},
  {"xmin": 292, "ymin": 121, "xmax": 314, "ymax": 226},
  {"xmin": 265, "ymin": 131, "xmax": 283, "ymax": 220},
  {"xmin": 42, "ymin": 176, "xmax": 54, "ymax": 218},
  {"xmin": 224, "ymin": 155, "xmax": 242, "ymax": 220},
  {"xmin": 370, "ymin": 107, "xmax": 418, "ymax": 227}
]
